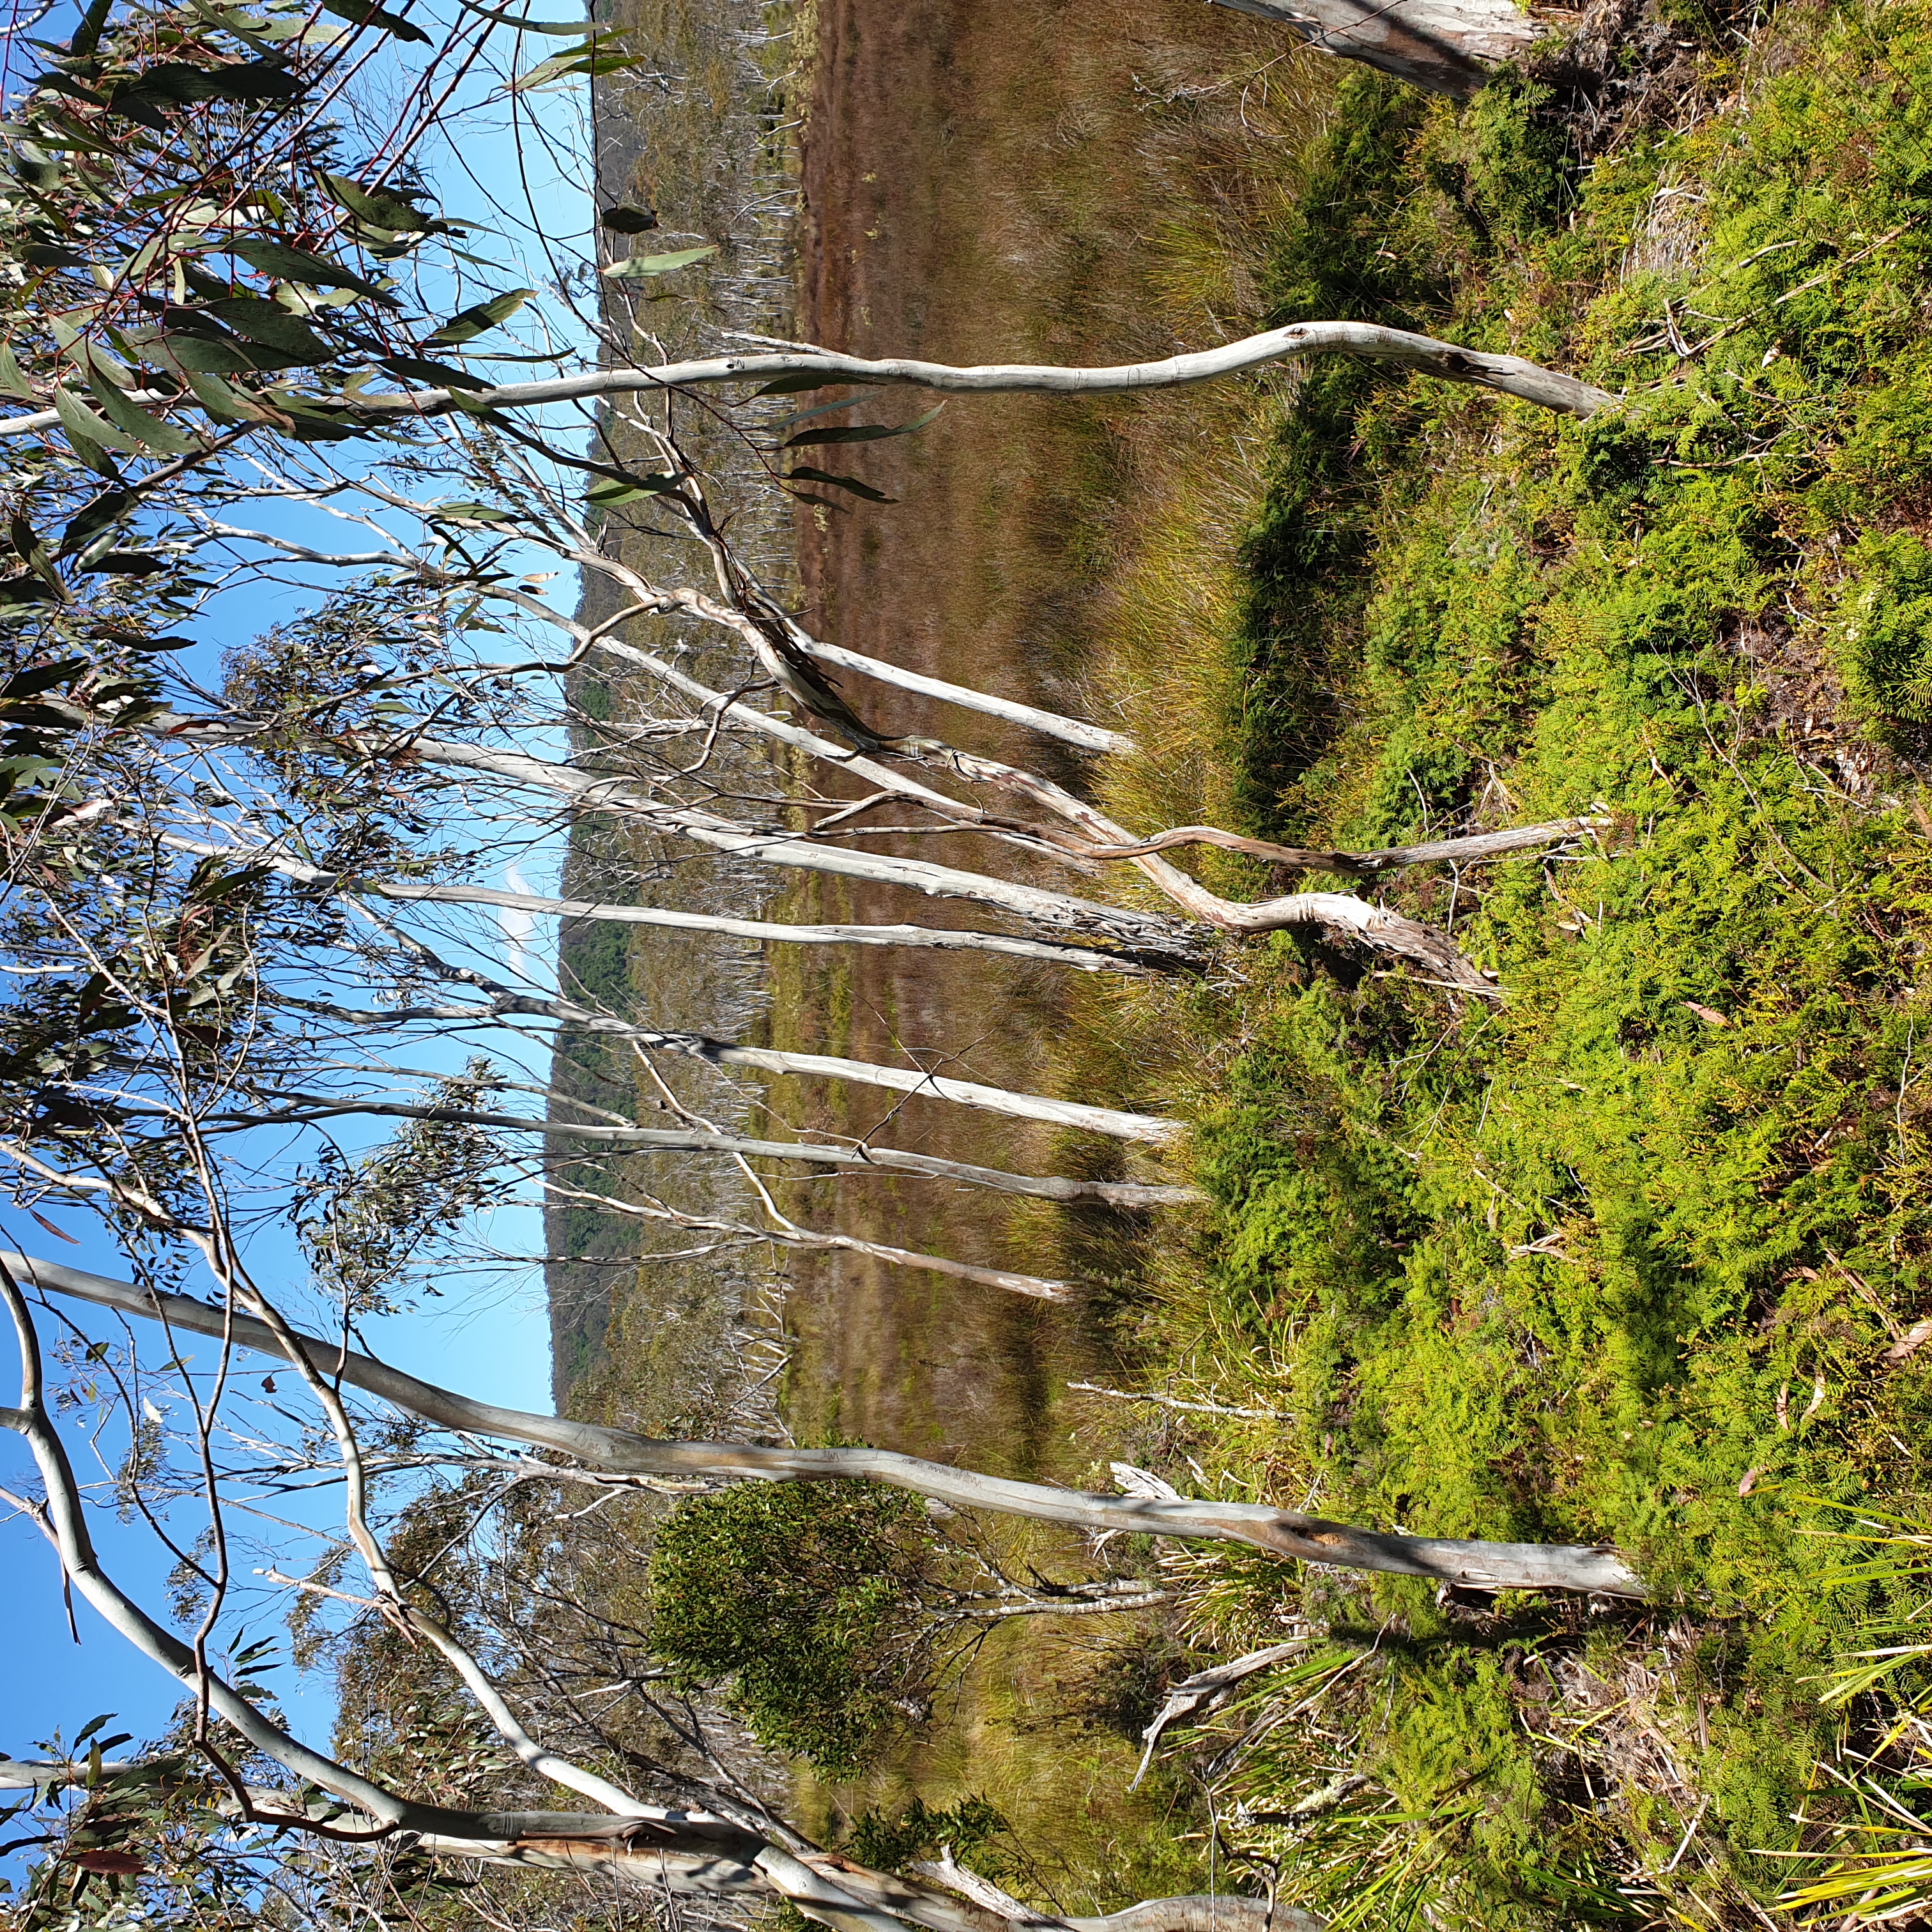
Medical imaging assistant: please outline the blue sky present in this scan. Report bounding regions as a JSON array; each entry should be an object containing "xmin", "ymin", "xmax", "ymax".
[{"xmin": 0, "ymin": 0, "xmax": 599, "ymax": 1845}]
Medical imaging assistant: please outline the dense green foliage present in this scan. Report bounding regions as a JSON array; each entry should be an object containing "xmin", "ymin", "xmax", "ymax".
[
  {"xmin": 1158, "ymin": 7, "xmax": 1932, "ymax": 1923},
  {"xmin": 647, "ymin": 1480, "xmax": 942, "ymax": 1775}
]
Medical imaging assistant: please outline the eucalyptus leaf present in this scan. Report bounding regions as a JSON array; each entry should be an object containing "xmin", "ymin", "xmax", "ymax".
[
  {"xmin": 510, "ymin": 39, "xmax": 643, "ymax": 88},
  {"xmin": 227, "ymin": 239, "xmax": 393, "ymax": 301},
  {"xmin": 82, "ymin": 364, "xmax": 199, "ymax": 454},
  {"xmin": 53, "ymin": 385, "xmax": 142, "ymax": 457},
  {"xmin": 601, "ymin": 245, "xmax": 717, "ymax": 280},
  {"xmin": 785, "ymin": 465, "xmax": 896, "ymax": 504},
  {"xmin": 429, "ymin": 501, "xmax": 513, "ymax": 521},
  {"xmin": 318, "ymin": 172, "xmax": 434, "ymax": 235},
  {"xmin": 183, "ymin": 368, "xmax": 276, "ymax": 424},
  {"xmin": 317, "ymin": 0, "xmax": 430, "ymax": 39},
  {"xmin": 378, "ymin": 355, "xmax": 493, "ymax": 392},
  {"xmin": 586, "ymin": 474, "xmax": 678, "ymax": 503},
  {"xmin": 0, "ymin": 346, "xmax": 37, "ymax": 401},
  {"xmin": 425, "ymin": 288, "xmax": 534, "ymax": 348},
  {"xmin": 784, "ymin": 404, "xmax": 943, "ymax": 449},
  {"xmin": 206, "ymin": 297, "xmax": 334, "ymax": 362}
]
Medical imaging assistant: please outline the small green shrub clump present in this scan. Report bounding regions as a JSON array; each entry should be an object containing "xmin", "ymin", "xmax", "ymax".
[
  {"xmin": 1832, "ymin": 531, "xmax": 1932, "ymax": 725},
  {"xmin": 647, "ymin": 1480, "xmax": 941, "ymax": 1776},
  {"xmin": 845, "ymin": 1793, "xmax": 1012, "ymax": 1874},
  {"xmin": 1132, "ymin": 4, "xmax": 1932, "ymax": 1923}
]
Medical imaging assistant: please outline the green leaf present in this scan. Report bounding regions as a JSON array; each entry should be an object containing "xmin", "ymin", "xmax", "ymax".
[
  {"xmin": 193, "ymin": 862, "xmax": 273, "ymax": 902},
  {"xmin": 259, "ymin": 392, "xmax": 362, "ymax": 440},
  {"xmin": 510, "ymin": 38, "xmax": 643, "ymax": 89},
  {"xmin": 453, "ymin": 1, "xmax": 594, "ymax": 30},
  {"xmin": 108, "ymin": 632, "xmax": 195, "ymax": 652},
  {"xmin": 429, "ymin": 501, "xmax": 512, "ymax": 521},
  {"xmin": 20, "ymin": 241, "xmax": 88, "ymax": 268},
  {"xmin": 785, "ymin": 465, "xmax": 896, "ymax": 504},
  {"xmin": 378, "ymin": 355, "xmax": 493, "ymax": 392},
  {"xmin": 777, "ymin": 395, "xmax": 863, "ymax": 431},
  {"xmin": 56, "ymin": 493, "xmax": 130, "ymax": 558},
  {"xmin": 227, "ymin": 240, "xmax": 394, "ymax": 302},
  {"xmin": 155, "ymin": 334, "xmax": 265, "ymax": 376},
  {"xmin": 784, "ymin": 404, "xmax": 943, "ymax": 449},
  {"xmin": 601, "ymin": 245, "xmax": 717, "ymax": 280},
  {"xmin": 318, "ymin": 172, "xmax": 434, "ymax": 235},
  {"xmin": 106, "ymin": 59, "xmax": 303, "ymax": 121},
  {"xmin": 586, "ymin": 474, "xmax": 678, "ymax": 504},
  {"xmin": 81, "ymin": 361, "xmax": 199, "ymax": 455},
  {"xmin": 205, "ymin": 298, "xmax": 334, "ymax": 362},
  {"xmin": 317, "ymin": 0, "xmax": 431, "ymax": 38},
  {"xmin": 755, "ymin": 371, "xmax": 877, "ymax": 397},
  {"xmin": 1, "ymin": 658, "xmax": 87, "ymax": 700},
  {"xmin": 181, "ymin": 368, "xmax": 278, "ymax": 425},
  {"xmin": 424, "ymin": 288, "xmax": 535, "ymax": 348},
  {"xmin": 0, "ymin": 347, "xmax": 37, "ymax": 401},
  {"xmin": 53, "ymin": 385, "xmax": 141, "ymax": 457},
  {"xmin": 68, "ymin": 0, "xmax": 114, "ymax": 57}
]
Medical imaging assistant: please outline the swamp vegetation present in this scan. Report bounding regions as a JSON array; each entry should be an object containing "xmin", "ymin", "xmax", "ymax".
[
  {"xmin": 1012, "ymin": 4, "xmax": 1932, "ymax": 1922},
  {"xmin": 3, "ymin": 0, "xmax": 1932, "ymax": 1920},
  {"xmin": 629, "ymin": 1, "xmax": 1932, "ymax": 1926}
]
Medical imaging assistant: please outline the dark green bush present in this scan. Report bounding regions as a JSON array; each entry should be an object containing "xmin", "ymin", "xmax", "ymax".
[{"xmin": 647, "ymin": 1480, "xmax": 939, "ymax": 1775}]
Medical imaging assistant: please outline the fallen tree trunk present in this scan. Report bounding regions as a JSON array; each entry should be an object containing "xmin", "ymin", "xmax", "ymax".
[{"xmin": 7, "ymin": 1252, "xmax": 1643, "ymax": 1597}]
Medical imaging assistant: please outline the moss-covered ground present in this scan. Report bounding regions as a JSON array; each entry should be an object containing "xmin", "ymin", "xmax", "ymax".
[{"xmin": 1057, "ymin": 5, "xmax": 1932, "ymax": 1924}]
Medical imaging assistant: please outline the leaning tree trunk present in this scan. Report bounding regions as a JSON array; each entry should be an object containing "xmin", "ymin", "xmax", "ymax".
[
  {"xmin": 9, "ymin": 1253, "xmax": 1644, "ymax": 1597},
  {"xmin": 1209, "ymin": 0, "xmax": 1551, "ymax": 98}
]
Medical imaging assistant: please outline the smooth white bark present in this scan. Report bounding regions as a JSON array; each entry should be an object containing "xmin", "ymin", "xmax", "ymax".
[
  {"xmin": 787, "ymin": 634, "xmax": 1135, "ymax": 756},
  {"xmin": 1209, "ymin": 0, "xmax": 1548, "ymax": 96},
  {"xmin": 0, "ymin": 321, "xmax": 1613, "ymax": 442},
  {"xmin": 7, "ymin": 1253, "xmax": 1644, "ymax": 1597},
  {"xmin": 401, "ymin": 733, "xmax": 1200, "ymax": 957},
  {"xmin": 195, "ymin": 1101, "xmax": 1199, "ymax": 1207}
]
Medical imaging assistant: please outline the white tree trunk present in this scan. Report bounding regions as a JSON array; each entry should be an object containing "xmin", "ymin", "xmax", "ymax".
[
  {"xmin": 201, "ymin": 1101, "xmax": 1198, "ymax": 1206},
  {"xmin": 1209, "ymin": 0, "xmax": 1551, "ymax": 97},
  {"xmin": 785, "ymin": 632, "xmax": 1135, "ymax": 757},
  {"xmin": 516, "ymin": 1000, "xmax": 1183, "ymax": 1144},
  {"xmin": 0, "ymin": 321, "xmax": 1610, "ymax": 439},
  {"xmin": 9, "ymin": 1253, "xmax": 1643, "ymax": 1598},
  {"xmin": 402, "ymin": 733, "xmax": 1200, "ymax": 959}
]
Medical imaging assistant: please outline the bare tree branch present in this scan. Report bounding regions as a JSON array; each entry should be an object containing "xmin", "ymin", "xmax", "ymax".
[
  {"xmin": 0, "ymin": 321, "xmax": 1610, "ymax": 441},
  {"xmin": 6, "ymin": 1253, "xmax": 1645, "ymax": 1597}
]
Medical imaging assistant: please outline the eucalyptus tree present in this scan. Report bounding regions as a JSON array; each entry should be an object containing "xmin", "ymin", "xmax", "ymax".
[{"xmin": 0, "ymin": 0, "xmax": 1623, "ymax": 1298}]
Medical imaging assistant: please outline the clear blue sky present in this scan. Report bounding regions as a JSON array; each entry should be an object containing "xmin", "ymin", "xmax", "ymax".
[{"xmin": 1, "ymin": 0, "xmax": 595, "ymax": 1828}]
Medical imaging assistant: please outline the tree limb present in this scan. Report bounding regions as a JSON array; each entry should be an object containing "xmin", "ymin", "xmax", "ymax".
[
  {"xmin": 4, "ymin": 1253, "xmax": 1645, "ymax": 1597},
  {"xmin": 0, "ymin": 322, "xmax": 1608, "ymax": 441}
]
